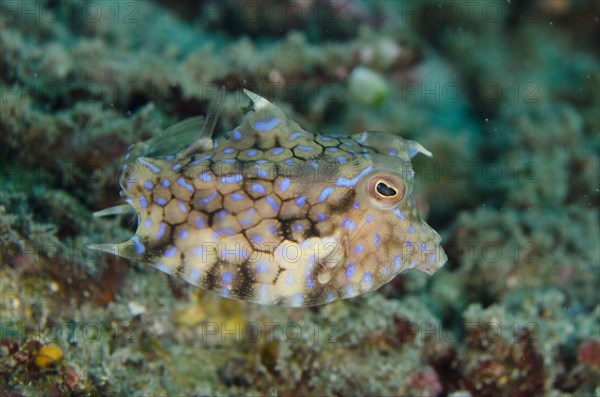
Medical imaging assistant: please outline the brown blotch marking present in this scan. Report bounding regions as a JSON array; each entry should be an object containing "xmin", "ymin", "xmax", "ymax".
[
  {"xmin": 203, "ymin": 262, "xmax": 220, "ymax": 293},
  {"xmin": 231, "ymin": 261, "xmax": 257, "ymax": 301},
  {"xmin": 279, "ymin": 220, "xmax": 295, "ymax": 243},
  {"xmin": 327, "ymin": 188, "xmax": 357, "ymax": 214}
]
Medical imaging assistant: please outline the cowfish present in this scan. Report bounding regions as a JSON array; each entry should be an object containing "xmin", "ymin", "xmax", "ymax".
[{"xmin": 93, "ymin": 89, "xmax": 447, "ymax": 307}]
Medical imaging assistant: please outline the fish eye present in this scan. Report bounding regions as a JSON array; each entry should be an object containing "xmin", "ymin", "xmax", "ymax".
[
  {"xmin": 363, "ymin": 173, "xmax": 405, "ymax": 209},
  {"xmin": 376, "ymin": 181, "xmax": 397, "ymax": 197}
]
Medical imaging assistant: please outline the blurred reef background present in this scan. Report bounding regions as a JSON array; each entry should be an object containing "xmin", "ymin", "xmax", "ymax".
[{"xmin": 0, "ymin": 0, "xmax": 599, "ymax": 395}]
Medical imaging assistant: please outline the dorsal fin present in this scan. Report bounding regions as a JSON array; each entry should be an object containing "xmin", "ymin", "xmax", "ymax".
[
  {"xmin": 176, "ymin": 88, "xmax": 225, "ymax": 159},
  {"xmin": 125, "ymin": 116, "xmax": 205, "ymax": 163}
]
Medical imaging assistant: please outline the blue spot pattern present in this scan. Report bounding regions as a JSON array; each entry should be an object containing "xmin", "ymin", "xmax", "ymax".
[
  {"xmin": 394, "ymin": 255, "xmax": 402, "ymax": 271},
  {"xmin": 318, "ymin": 187, "xmax": 334, "ymax": 203},
  {"xmin": 177, "ymin": 177, "xmax": 194, "ymax": 192},
  {"xmin": 297, "ymin": 145, "xmax": 314, "ymax": 152},
  {"xmin": 346, "ymin": 262, "xmax": 355, "ymax": 278},
  {"xmin": 157, "ymin": 223, "xmax": 166, "ymax": 239},
  {"xmin": 335, "ymin": 166, "xmax": 373, "ymax": 187},
  {"xmin": 189, "ymin": 268, "xmax": 202, "ymax": 282},
  {"xmin": 265, "ymin": 196, "xmax": 279, "ymax": 211},
  {"xmin": 155, "ymin": 263, "xmax": 171, "ymax": 274},
  {"xmin": 165, "ymin": 247, "xmax": 177, "ymax": 257},
  {"xmin": 200, "ymin": 192, "xmax": 217, "ymax": 205},
  {"xmin": 222, "ymin": 272, "xmax": 233, "ymax": 284},
  {"xmin": 179, "ymin": 228, "xmax": 189, "ymax": 240},
  {"xmin": 139, "ymin": 159, "xmax": 161, "ymax": 173},
  {"xmin": 395, "ymin": 210, "xmax": 406, "ymax": 220},
  {"xmin": 256, "ymin": 261, "xmax": 268, "ymax": 273},
  {"xmin": 132, "ymin": 236, "xmax": 145, "ymax": 254},
  {"xmin": 198, "ymin": 173, "xmax": 212, "ymax": 182},
  {"xmin": 254, "ymin": 118, "xmax": 280, "ymax": 131},
  {"xmin": 354, "ymin": 244, "xmax": 364, "ymax": 255},
  {"xmin": 221, "ymin": 174, "xmax": 242, "ymax": 183},
  {"xmin": 156, "ymin": 198, "xmax": 167, "ymax": 206},
  {"xmin": 342, "ymin": 218, "xmax": 356, "ymax": 231},
  {"xmin": 252, "ymin": 183, "xmax": 266, "ymax": 194},
  {"xmin": 292, "ymin": 294, "xmax": 303, "ymax": 306}
]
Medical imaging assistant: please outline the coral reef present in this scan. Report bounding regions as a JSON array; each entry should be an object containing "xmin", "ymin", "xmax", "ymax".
[{"xmin": 0, "ymin": 0, "xmax": 598, "ymax": 395}]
